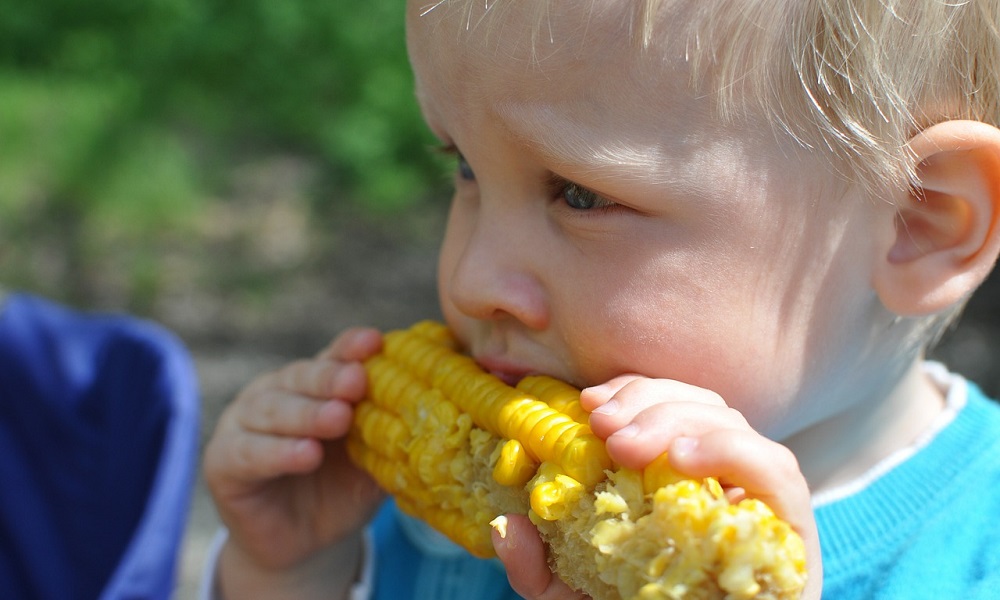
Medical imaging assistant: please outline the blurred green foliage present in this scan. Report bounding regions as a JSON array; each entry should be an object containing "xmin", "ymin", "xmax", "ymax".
[{"xmin": 0, "ymin": 0, "xmax": 447, "ymax": 309}]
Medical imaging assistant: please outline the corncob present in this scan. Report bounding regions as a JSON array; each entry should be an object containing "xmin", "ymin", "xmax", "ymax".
[{"xmin": 347, "ymin": 321, "xmax": 807, "ymax": 600}]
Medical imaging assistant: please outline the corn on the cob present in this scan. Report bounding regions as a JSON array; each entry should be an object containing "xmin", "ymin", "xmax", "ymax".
[{"xmin": 347, "ymin": 321, "xmax": 807, "ymax": 600}]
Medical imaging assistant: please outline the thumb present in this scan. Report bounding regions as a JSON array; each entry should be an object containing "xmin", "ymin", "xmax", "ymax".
[{"xmin": 491, "ymin": 514, "xmax": 588, "ymax": 600}]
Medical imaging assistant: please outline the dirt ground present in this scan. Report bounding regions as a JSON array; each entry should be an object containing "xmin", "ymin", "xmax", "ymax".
[{"xmin": 165, "ymin": 174, "xmax": 1000, "ymax": 597}]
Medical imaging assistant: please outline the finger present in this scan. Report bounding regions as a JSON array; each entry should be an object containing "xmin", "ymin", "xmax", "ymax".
[
  {"xmin": 492, "ymin": 514, "xmax": 589, "ymax": 600},
  {"xmin": 602, "ymin": 402, "xmax": 748, "ymax": 470},
  {"xmin": 238, "ymin": 392, "xmax": 355, "ymax": 439},
  {"xmin": 265, "ymin": 359, "xmax": 368, "ymax": 401},
  {"xmin": 316, "ymin": 327, "xmax": 383, "ymax": 362},
  {"xmin": 667, "ymin": 430, "xmax": 810, "ymax": 523},
  {"xmin": 578, "ymin": 374, "xmax": 644, "ymax": 412},
  {"xmin": 204, "ymin": 430, "xmax": 324, "ymax": 488},
  {"xmin": 586, "ymin": 377, "xmax": 728, "ymax": 439}
]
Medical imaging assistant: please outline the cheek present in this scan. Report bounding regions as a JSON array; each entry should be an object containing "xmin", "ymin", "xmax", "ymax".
[
  {"xmin": 436, "ymin": 198, "xmax": 470, "ymax": 325},
  {"xmin": 560, "ymin": 241, "xmax": 812, "ymax": 420},
  {"xmin": 574, "ymin": 287, "xmax": 803, "ymax": 436},
  {"xmin": 557, "ymin": 256, "xmax": 734, "ymax": 382}
]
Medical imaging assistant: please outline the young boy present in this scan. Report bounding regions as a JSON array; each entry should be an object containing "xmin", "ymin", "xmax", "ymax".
[{"xmin": 201, "ymin": 1, "xmax": 1000, "ymax": 598}]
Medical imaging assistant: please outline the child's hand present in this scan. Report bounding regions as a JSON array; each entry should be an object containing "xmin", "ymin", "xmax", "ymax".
[
  {"xmin": 584, "ymin": 375, "xmax": 822, "ymax": 600},
  {"xmin": 202, "ymin": 327, "xmax": 386, "ymax": 597}
]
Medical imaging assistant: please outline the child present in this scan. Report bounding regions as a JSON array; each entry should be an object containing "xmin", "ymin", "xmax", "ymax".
[{"xmin": 201, "ymin": 1, "xmax": 1000, "ymax": 598}]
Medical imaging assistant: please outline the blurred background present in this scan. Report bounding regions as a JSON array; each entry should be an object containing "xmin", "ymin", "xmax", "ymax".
[{"xmin": 0, "ymin": 1, "xmax": 996, "ymax": 596}]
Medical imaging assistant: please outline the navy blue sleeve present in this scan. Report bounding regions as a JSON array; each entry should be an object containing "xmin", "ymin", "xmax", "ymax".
[{"xmin": 0, "ymin": 293, "xmax": 199, "ymax": 600}]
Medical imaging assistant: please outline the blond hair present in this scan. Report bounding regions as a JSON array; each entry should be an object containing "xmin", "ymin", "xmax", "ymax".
[{"xmin": 702, "ymin": 0, "xmax": 1000, "ymax": 198}]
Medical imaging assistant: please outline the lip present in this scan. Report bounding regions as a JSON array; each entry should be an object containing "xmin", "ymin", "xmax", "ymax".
[{"xmin": 473, "ymin": 355, "xmax": 535, "ymax": 387}]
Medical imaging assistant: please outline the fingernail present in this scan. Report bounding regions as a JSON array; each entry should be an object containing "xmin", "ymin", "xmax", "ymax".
[
  {"xmin": 671, "ymin": 436, "xmax": 698, "ymax": 458},
  {"xmin": 592, "ymin": 398, "xmax": 620, "ymax": 415},
  {"xmin": 292, "ymin": 438, "xmax": 316, "ymax": 457},
  {"xmin": 316, "ymin": 400, "xmax": 342, "ymax": 421}
]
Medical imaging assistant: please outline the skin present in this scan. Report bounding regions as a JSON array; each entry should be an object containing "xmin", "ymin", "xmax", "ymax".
[
  {"xmin": 204, "ymin": 329, "xmax": 386, "ymax": 599},
  {"xmin": 203, "ymin": 1, "xmax": 1000, "ymax": 599}
]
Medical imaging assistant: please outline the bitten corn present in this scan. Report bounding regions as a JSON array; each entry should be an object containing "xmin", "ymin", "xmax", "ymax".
[{"xmin": 347, "ymin": 321, "xmax": 808, "ymax": 600}]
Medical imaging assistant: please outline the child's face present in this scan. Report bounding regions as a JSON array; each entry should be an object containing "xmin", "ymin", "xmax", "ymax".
[{"xmin": 408, "ymin": 2, "xmax": 898, "ymax": 440}]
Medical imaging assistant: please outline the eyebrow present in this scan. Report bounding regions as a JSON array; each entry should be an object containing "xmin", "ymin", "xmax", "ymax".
[{"xmin": 491, "ymin": 99, "xmax": 679, "ymax": 185}]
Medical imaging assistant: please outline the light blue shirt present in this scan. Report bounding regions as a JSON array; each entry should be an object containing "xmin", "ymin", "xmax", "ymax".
[{"xmin": 814, "ymin": 368, "xmax": 1000, "ymax": 598}]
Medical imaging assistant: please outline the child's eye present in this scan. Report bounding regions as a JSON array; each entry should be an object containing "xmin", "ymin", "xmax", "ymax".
[
  {"xmin": 434, "ymin": 143, "xmax": 476, "ymax": 182},
  {"xmin": 456, "ymin": 152, "xmax": 476, "ymax": 181},
  {"xmin": 559, "ymin": 181, "xmax": 616, "ymax": 211}
]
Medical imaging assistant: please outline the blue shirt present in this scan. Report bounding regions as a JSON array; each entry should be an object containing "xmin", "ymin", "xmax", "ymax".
[{"xmin": 815, "ymin": 374, "xmax": 1000, "ymax": 598}]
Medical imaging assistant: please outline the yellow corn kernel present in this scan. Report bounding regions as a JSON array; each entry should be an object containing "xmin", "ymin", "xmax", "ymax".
[
  {"xmin": 349, "ymin": 321, "xmax": 807, "ymax": 600},
  {"xmin": 493, "ymin": 439, "xmax": 539, "ymax": 487},
  {"xmin": 353, "ymin": 402, "xmax": 410, "ymax": 460},
  {"xmin": 517, "ymin": 375, "xmax": 590, "ymax": 424},
  {"xmin": 641, "ymin": 453, "xmax": 687, "ymax": 493},
  {"xmin": 531, "ymin": 471, "xmax": 585, "ymax": 521}
]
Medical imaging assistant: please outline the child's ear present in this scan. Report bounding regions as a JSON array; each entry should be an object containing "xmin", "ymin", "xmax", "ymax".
[{"xmin": 874, "ymin": 120, "xmax": 1000, "ymax": 316}]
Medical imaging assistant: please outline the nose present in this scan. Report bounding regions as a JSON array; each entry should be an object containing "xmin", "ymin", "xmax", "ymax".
[{"xmin": 441, "ymin": 209, "xmax": 550, "ymax": 330}]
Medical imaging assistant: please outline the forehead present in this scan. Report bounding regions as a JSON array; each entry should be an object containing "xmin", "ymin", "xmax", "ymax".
[
  {"xmin": 407, "ymin": 1, "xmax": 694, "ymax": 93},
  {"xmin": 406, "ymin": 1, "xmax": 727, "ymax": 160}
]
